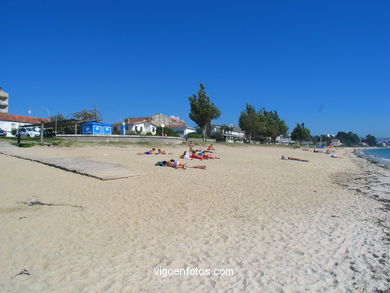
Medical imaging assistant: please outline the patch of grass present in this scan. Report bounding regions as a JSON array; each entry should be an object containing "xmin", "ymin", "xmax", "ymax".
[{"xmin": 11, "ymin": 142, "xmax": 36, "ymax": 148}]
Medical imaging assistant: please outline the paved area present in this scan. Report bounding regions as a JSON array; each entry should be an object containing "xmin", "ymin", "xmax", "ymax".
[{"xmin": 0, "ymin": 142, "xmax": 140, "ymax": 180}]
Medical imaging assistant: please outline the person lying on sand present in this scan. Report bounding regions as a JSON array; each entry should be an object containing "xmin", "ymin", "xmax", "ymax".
[
  {"xmin": 281, "ymin": 155, "xmax": 309, "ymax": 162},
  {"xmin": 157, "ymin": 149, "xmax": 172, "ymax": 155},
  {"xmin": 138, "ymin": 148, "xmax": 157, "ymax": 155},
  {"xmin": 157, "ymin": 148, "xmax": 167, "ymax": 154},
  {"xmin": 203, "ymin": 144, "xmax": 216, "ymax": 153},
  {"xmin": 190, "ymin": 151, "xmax": 220, "ymax": 160},
  {"xmin": 190, "ymin": 151, "xmax": 204, "ymax": 160},
  {"xmin": 155, "ymin": 160, "xmax": 206, "ymax": 170},
  {"xmin": 180, "ymin": 151, "xmax": 190, "ymax": 159},
  {"xmin": 200, "ymin": 152, "xmax": 220, "ymax": 159},
  {"xmin": 169, "ymin": 159, "xmax": 206, "ymax": 170},
  {"xmin": 331, "ymin": 154, "xmax": 343, "ymax": 159}
]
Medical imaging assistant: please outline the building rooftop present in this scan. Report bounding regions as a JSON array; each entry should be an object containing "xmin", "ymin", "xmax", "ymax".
[
  {"xmin": 124, "ymin": 117, "xmax": 152, "ymax": 124},
  {"xmin": 0, "ymin": 113, "xmax": 50, "ymax": 124}
]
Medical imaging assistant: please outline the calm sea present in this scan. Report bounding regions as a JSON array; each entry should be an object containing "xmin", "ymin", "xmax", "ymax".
[{"xmin": 361, "ymin": 148, "xmax": 390, "ymax": 166}]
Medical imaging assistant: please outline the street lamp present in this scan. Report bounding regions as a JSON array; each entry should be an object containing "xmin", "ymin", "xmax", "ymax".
[
  {"xmin": 43, "ymin": 107, "xmax": 50, "ymax": 118},
  {"xmin": 161, "ymin": 124, "xmax": 165, "ymax": 136}
]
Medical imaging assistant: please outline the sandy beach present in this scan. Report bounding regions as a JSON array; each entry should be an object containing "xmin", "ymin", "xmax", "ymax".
[{"xmin": 0, "ymin": 143, "xmax": 388, "ymax": 292}]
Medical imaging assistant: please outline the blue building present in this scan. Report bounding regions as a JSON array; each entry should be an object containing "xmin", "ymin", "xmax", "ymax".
[{"xmin": 81, "ymin": 122, "xmax": 112, "ymax": 135}]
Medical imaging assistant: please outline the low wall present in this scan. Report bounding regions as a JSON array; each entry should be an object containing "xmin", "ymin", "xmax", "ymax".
[
  {"xmin": 184, "ymin": 138, "xmax": 217, "ymax": 143},
  {"xmin": 56, "ymin": 135, "xmax": 184, "ymax": 144}
]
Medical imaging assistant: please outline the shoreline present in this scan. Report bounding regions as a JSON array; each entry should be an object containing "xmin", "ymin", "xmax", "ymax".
[
  {"xmin": 349, "ymin": 150, "xmax": 390, "ymax": 225},
  {"xmin": 355, "ymin": 147, "xmax": 390, "ymax": 169}
]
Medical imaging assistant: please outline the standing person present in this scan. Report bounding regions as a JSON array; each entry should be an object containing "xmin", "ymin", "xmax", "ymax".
[{"xmin": 188, "ymin": 140, "xmax": 194, "ymax": 153}]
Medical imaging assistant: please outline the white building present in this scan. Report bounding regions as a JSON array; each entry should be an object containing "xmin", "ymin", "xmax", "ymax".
[
  {"xmin": 276, "ymin": 135, "xmax": 294, "ymax": 144},
  {"xmin": 112, "ymin": 119, "xmax": 158, "ymax": 135},
  {"xmin": 330, "ymin": 138, "xmax": 342, "ymax": 146},
  {"xmin": 167, "ymin": 125, "xmax": 196, "ymax": 137},
  {"xmin": 112, "ymin": 113, "xmax": 194, "ymax": 136},
  {"xmin": 210, "ymin": 125, "xmax": 245, "ymax": 143},
  {"xmin": 0, "ymin": 88, "xmax": 9, "ymax": 114},
  {"xmin": 127, "ymin": 120, "xmax": 158, "ymax": 135},
  {"xmin": 0, "ymin": 113, "xmax": 50, "ymax": 136}
]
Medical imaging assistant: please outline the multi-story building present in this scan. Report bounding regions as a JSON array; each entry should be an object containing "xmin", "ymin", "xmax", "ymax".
[{"xmin": 0, "ymin": 87, "xmax": 9, "ymax": 114}]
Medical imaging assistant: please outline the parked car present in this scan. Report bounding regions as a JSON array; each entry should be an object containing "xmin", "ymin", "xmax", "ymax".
[
  {"xmin": 17, "ymin": 127, "xmax": 40, "ymax": 138},
  {"xmin": 0, "ymin": 128, "xmax": 7, "ymax": 137}
]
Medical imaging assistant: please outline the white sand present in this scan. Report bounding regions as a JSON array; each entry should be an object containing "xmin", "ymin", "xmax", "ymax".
[{"xmin": 0, "ymin": 143, "xmax": 388, "ymax": 292}]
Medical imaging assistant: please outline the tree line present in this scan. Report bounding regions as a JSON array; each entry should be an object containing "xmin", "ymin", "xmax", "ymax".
[
  {"xmin": 188, "ymin": 83, "xmax": 378, "ymax": 145},
  {"xmin": 189, "ymin": 83, "xmax": 311, "ymax": 142},
  {"xmin": 49, "ymin": 82, "xmax": 378, "ymax": 145}
]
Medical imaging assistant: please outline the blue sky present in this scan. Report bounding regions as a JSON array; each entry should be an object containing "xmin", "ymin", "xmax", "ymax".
[{"xmin": 1, "ymin": 0, "xmax": 389, "ymax": 137}]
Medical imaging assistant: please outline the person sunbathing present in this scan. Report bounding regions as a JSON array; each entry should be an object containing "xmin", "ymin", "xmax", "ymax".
[
  {"xmin": 169, "ymin": 159, "xmax": 206, "ymax": 170},
  {"xmin": 203, "ymin": 144, "xmax": 216, "ymax": 153},
  {"xmin": 180, "ymin": 151, "xmax": 190, "ymax": 159},
  {"xmin": 201, "ymin": 152, "xmax": 220, "ymax": 159},
  {"xmin": 138, "ymin": 148, "xmax": 157, "ymax": 155},
  {"xmin": 331, "ymin": 154, "xmax": 343, "ymax": 159},
  {"xmin": 281, "ymin": 155, "xmax": 309, "ymax": 162},
  {"xmin": 288, "ymin": 156, "xmax": 309, "ymax": 162},
  {"xmin": 190, "ymin": 151, "xmax": 204, "ymax": 160},
  {"xmin": 158, "ymin": 148, "xmax": 171, "ymax": 155},
  {"xmin": 208, "ymin": 144, "xmax": 215, "ymax": 151}
]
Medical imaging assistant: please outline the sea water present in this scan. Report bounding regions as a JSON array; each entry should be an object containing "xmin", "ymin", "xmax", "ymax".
[{"xmin": 360, "ymin": 148, "xmax": 390, "ymax": 166}]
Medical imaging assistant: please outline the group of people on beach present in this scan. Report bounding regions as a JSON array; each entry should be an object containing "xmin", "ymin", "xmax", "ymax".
[
  {"xmin": 282, "ymin": 146, "xmax": 343, "ymax": 162},
  {"xmin": 137, "ymin": 148, "xmax": 169, "ymax": 155},
  {"xmin": 312, "ymin": 147, "xmax": 343, "ymax": 158},
  {"xmin": 181, "ymin": 141, "xmax": 220, "ymax": 160},
  {"xmin": 138, "ymin": 140, "xmax": 221, "ymax": 170}
]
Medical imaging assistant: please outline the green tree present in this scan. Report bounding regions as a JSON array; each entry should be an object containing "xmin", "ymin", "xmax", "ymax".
[
  {"xmin": 72, "ymin": 109, "xmax": 101, "ymax": 121},
  {"xmin": 49, "ymin": 113, "xmax": 66, "ymax": 122},
  {"xmin": 258, "ymin": 108, "xmax": 288, "ymax": 142},
  {"xmin": 156, "ymin": 126, "xmax": 179, "ymax": 137},
  {"xmin": 189, "ymin": 83, "xmax": 221, "ymax": 141},
  {"xmin": 336, "ymin": 131, "xmax": 360, "ymax": 147},
  {"xmin": 311, "ymin": 134, "xmax": 333, "ymax": 145},
  {"xmin": 364, "ymin": 134, "xmax": 377, "ymax": 146},
  {"xmin": 291, "ymin": 123, "xmax": 311, "ymax": 143},
  {"xmin": 239, "ymin": 104, "xmax": 263, "ymax": 141}
]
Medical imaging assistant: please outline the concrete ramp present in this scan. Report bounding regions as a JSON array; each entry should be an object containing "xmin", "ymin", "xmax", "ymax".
[{"xmin": 0, "ymin": 143, "xmax": 139, "ymax": 180}]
